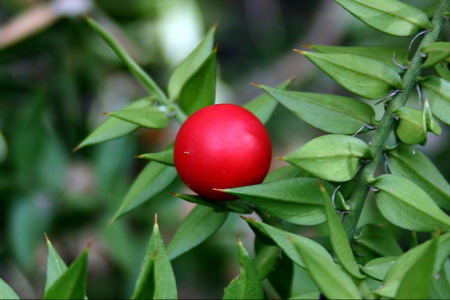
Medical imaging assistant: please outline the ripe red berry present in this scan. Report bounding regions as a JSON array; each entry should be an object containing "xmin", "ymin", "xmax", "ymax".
[{"xmin": 174, "ymin": 104, "xmax": 272, "ymax": 201}]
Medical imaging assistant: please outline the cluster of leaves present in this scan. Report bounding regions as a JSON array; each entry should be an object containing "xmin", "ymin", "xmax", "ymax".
[{"xmin": 1, "ymin": 0, "xmax": 450, "ymax": 299}]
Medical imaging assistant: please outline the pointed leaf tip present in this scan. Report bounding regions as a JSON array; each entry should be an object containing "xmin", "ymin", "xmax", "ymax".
[{"xmin": 293, "ymin": 49, "xmax": 304, "ymax": 55}]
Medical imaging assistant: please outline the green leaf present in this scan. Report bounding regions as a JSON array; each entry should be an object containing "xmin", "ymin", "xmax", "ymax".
[
  {"xmin": 44, "ymin": 235, "xmax": 68, "ymax": 293},
  {"xmin": 170, "ymin": 193, "xmax": 253, "ymax": 215},
  {"xmin": 43, "ymin": 248, "xmax": 89, "ymax": 300},
  {"xmin": 434, "ymin": 62, "xmax": 450, "ymax": 82},
  {"xmin": 131, "ymin": 216, "xmax": 177, "ymax": 299},
  {"xmin": 75, "ymin": 98, "xmax": 152, "ymax": 150},
  {"xmin": 291, "ymin": 236, "xmax": 362, "ymax": 299},
  {"xmin": 370, "ymin": 174, "xmax": 450, "ymax": 232},
  {"xmin": 0, "ymin": 278, "xmax": 20, "ymax": 299},
  {"xmin": 387, "ymin": 144, "xmax": 450, "ymax": 211},
  {"xmin": 243, "ymin": 218, "xmax": 333, "ymax": 269},
  {"xmin": 395, "ymin": 235, "xmax": 439, "ymax": 299},
  {"xmin": 423, "ymin": 98, "xmax": 442, "ymax": 136},
  {"xmin": 431, "ymin": 260, "xmax": 450, "ymax": 299},
  {"xmin": 333, "ymin": 0, "xmax": 432, "ymax": 36},
  {"xmin": 284, "ymin": 134, "xmax": 372, "ymax": 182},
  {"xmin": 224, "ymin": 178, "xmax": 344, "ymax": 225},
  {"xmin": 260, "ymin": 86, "xmax": 377, "ymax": 134},
  {"xmin": 267, "ymin": 252, "xmax": 293, "ymax": 299},
  {"xmin": 289, "ymin": 291, "xmax": 320, "ymax": 300},
  {"xmin": 0, "ymin": 131, "xmax": 7, "ymax": 163},
  {"xmin": 353, "ymin": 224, "xmax": 403, "ymax": 257},
  {"xmin": 421, "ymin": 42, "xmax": 450, "ymax": 68},
  {"xmin": 362, "ymin": 256, "xmax": 398, "ymax": 281},
  {"xmin": 308, "ymin": 45, "xmax": 409, "ymax": 72},
  {"xmin": 319, "ymin": 182, "xmax": 365, "ymax": 279},
  {"xmin": 298, "ymin": 51, "xmax": 403, "ymax": 99},
  {"xmin": 421, "ymin": 76, "xmax": 450, "ymax": 125},
  {"xmin": 223, "ymin": 240, "xmax": 264, "ymax": 300},
  {"xmin": 245, "ymin": 80, "xmax": 293, "ymax": 124},
  {"xmin": 166, "ymin": 205, "xmax": 229, "ymax": 260},
  {"xmin": 393, "ymin": 107, "xmax": 427, "ymax": 145},
  {"xmin": 108, "ymin": 106, "xmax": 170, "ymax": 129},
  {"xmin": 168, "ymin": 26, "xmax": 216, "ymax": 101},
  {"xmin": 254, "ymin": 245, "xmax": 280, "ymax": 280},
  {"xmin": 178, "ymin": 50, "xmax": 216, "ymax": 115},
  {"xmin": 263, "ymin": 165, "xmax": 311, "ymax": 183},
  {"xmin": 112, "ymin": 162, "xmax": 178, "ymax": 222},
  {"xmin": 136, "ymin": 147, "xmax": 174, "ymax": 166}
]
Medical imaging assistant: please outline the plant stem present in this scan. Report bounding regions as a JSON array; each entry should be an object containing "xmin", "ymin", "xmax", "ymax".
[{"xmin": 341, "ymin": 0, "xmax": 449, "ymax": 238}]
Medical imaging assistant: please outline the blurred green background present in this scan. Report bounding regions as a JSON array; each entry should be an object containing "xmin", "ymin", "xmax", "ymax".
[{"xmin": 0, "ymin": 0, "xmax": 448, "ymax": 298}]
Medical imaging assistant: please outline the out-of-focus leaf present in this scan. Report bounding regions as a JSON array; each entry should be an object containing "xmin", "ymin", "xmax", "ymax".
[
  {"xmin": 44, "ymin": 235, "xmax": 68, "ymax": 293},
  {"xmin": 223, "ymin": 240, "xmax": 264, "ymax": 299},
  {"xmin": 223, "ymin": 178, "xmax": 344, "ymax": 225},
  {"xmin": 168, "ymin": 26, "xmax": 216, "ymax": 101},
  {"xmin": 254, "ymin": 245, "xmax": 280, "ymax": 280},
  {"xmin": 261, "ymin": 86, "xmax": 377, "ymax": 134},
  {"xmin": 112, "ymin": 162, "xmax": 178, "ymax": 222},
  {"xmin": 131, "ymin": 216, "xmax": 177, "ymax": 299},
  {"xmin": 136, "ymin": 147, "xmax": 174, "ymax": 166},
  {"xmin": 108, "ymin": 106, "xmax": 170, "ymax": 129},
  {"xmin": 362, "ymin": 256, "xmax": 398, "ymax": 281},
  {"xmin": 178, "ymin": 50, "xmax": 216, "ymax": 115},
  {"xmin": 421, "ymin": 42, "xmax": 450, "ymax": 68},
  {"xmin": 298, "ymin": 51, "xmax": 403, "ymax": 99},
  {"xmin": 43, "ymin": 248, "xmax": 89, "ymax": 299},
  {"xmin": 170, "ymin": 193, "xmax": 253, "ymax": 215},
  {"xmin": 0, "ymin": 131, "xmax": 7, "ymax": 163},
  {"xmin": 434, "ymin": 63, "xmax": 450, "ymax": 81},
  {"xmin": 387, "ymin": 144, "xmax": 450, "ymax": 211},
  {"xmin": 370, "ymin": 174, "xmax": 450, "ymax": 232},
  {"xmin": 284, "ymin": 134, "xmax": 372, "ymax": 182},
  {"xmin": 0, "ymin": 278, "xmax": 20, "ymax": 299},
  {"xmin": 421, "ymin": 76, "xmax": 450, "ymax": 125},
  {"xmin": 267, "ymin": 252, "xmax": 294, "ymax": 299},
  {"xmin": 354, "ymin": 224, "xmax": 403, "ymax": 257},
  {"xmin": 263, "ymin": 166, "xmax": 310, "ymax": 183},
  {"xmin": 394, "ymin": 107, "xmax": 427, "ymax": 145},
  {"xmin": 431, "ymin": 260, "xmax": 450, "ymax": 299},
  {"xmin": 289, "ymin": 291, "xmax": 320, "ymax": 299},
  {"xmin": 76, "ymin": 98, "xmax": 152, "ymax": 150},
  {"xmin": 333, "ymin": 0, "xmax": 432, "ymax": 36},
  {"xmin": 166, "ymin": 205, "xmax": 229, "ymax": 260}
]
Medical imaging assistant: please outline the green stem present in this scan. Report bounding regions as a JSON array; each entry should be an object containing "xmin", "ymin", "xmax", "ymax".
[
  {"xmin": 86, "ymin": 17, "xmax": 188, "ymax": 123},
  {"xmin": 342, "ymin": 0, "xmax": 449, "ymax": 238}
]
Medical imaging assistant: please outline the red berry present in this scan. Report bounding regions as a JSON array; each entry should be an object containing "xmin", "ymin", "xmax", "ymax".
[{"xmin": 174, "ymin": 104, "xmax": 272, "ymax": 201}]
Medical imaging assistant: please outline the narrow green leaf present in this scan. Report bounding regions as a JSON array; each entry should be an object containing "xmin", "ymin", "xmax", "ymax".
[
  {"xmin": 170, "ymin": 193, "xmax": 253, "ymax": 215},
  {"xmin": 224, "ymin": 178, "xmax": 343, "ymax": 225},
  {"xmin": 371, "ymin": 174, "xmax": 450, "ymax": 232},
  {"xmin": 319, "ymin": 182, "xmax": 364, "ymax": 279},
  {"xmin": 112, "ymin": 162, "xmax": 178, "ymax": 222},
  {"xmin": 421, "ymin": 76, "xmax": 450, "ymax": 125},
  {"xmin": 299, "ymin": 51, "xmax": 403, "ymax": 99},
  {"xmin": 137, "ymin": 148, "xmax": 174, "ymax": 166},
  {"xmin": 284, "ymin": 134, "xmax": 372, "ymax": 182},
  {"xmin": 362, "ymin": 256, "xmax": 398, "ymax": 281},
  {"xmin": 0, "ymin": 278, "xmax": 20, "ymax": 299},
  {"xmin": 223, "ymin": 240, "xmax": 264, "ymax": 299},
  {"xmin": 108, "ymin": 106, "xmax": 170, "ymax": 129},
  {"xmin": 178, "ymin": 50, "xmax": 216, "ymax": 115},
  {"xmin": 353, "ymin": 224, "xmax": 403, "ymax": 257},
  {"xmin": 254, "ymin": 245, "xmax": 280, "ymax": 280},
  {"xmin": 291, "ymin": 237, "xmax": 362, "ymax": 299},
  {"xmin": 421, "ymin": 42, "xmax": 450, "ymax": 68},
  {"xmin": 387, "ymin": 144, "xmax": 450, "ymax": 211},
  {"xmin": 393, "ymin": 107, "xmax": 427, "ymax": 145},
  {"xmin": 43, "ymin": 248, "xmax": 89, "ymax": 300},
  {"xmin": 131, "ymin": 216, "xmax": 177, "ymax": 299},
  {"xmin": 44, "ymin": 235, "xmax": 68, "ymax": 293},
  {"xmin": 333, "ymin": 0, "xmax": 432, "ymax": 36},
  {"xmin": 261, "ymin": 86, "xmax": 377, "ymax": 134},
  {"xmin": 168, "ymin": 26, "xmax": 216, "ymax": 101},
  {"xmin": 0, "ymin": 131, "xmax": 7, "ymax": 163},
  {"xmin": 166, "ymin": 205, "xmax": 229, "ymax": 260},
  {"xmin": 75, "ymin": 98, "xmax": 152, "ymax": 150}
]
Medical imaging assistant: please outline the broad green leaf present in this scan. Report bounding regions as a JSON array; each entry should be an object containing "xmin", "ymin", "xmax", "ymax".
[
  {"xmin": 260, "ymin": 86, "xmax": 377, "ymax": 134},
  {"xmin": 254, "ymin": 245, "xmax": 280, "ymax": 279},
  {"xmin": 44, "ymin": 248, "xmax": 89, "ymax": 299},
  {"xmin": 166, "ymin": 205, "xmax": 229, "ymax": 260},
  {"xmin": 284, "ymin": 134, "xmax": 372, "ymax": 182},
  {"xmin": 371, "ymin": 174, "xmax": 450, "ymax": 232},
  {"xmin": 178, "ymin": 50, "xmax": 216, "ymax": 115},
  {"xmin": 108, "ymin": 106, "xmax": 170, "ymax": 129},
  {"xmin": 421, "ymin": 42, "xmax": 450, "ymax": 68},
  {"xmin": 75, "ymin": 98, "xmax": 152, "ymax": 150},
  {"xmin": 319, "ymin": 182, "xmax": 364, "ymax": 279},
  {"xmin": 354, "ymin": 224, "xmax": 403, "ymax": 257},
  {"xmin": 245, "ymin": 80, "xmax": 293, "ymax": 124},
  {"xmin": 223, "ymin": 240, "xmax": 264, "ymax": 299},
  {"xmin": 387, "ymin": 144, "xmax": 450, "ymax": 211},
  {"xmin": 168, "ymin": 26, "xmax": 216, "ymax": 101},
  {"xmin": 394, "ymin": 107, "xmax": 427, "ymax": 145},
  {"xmin": 131, "ymin": 216, "xmax": 177, "ymax": 299},
  {"xmin": 0, "ymin": 278, "xmax": 20, "ymax": 299},
  {"xmin": 112, "ymin": 162, "xmax": 178, "ymax": 222},
  {"xmin": 44, "ymin": 235, "xmax": 68, "ymax": 293},
  {"xmin": 170, "ymin": 193, "xmax": 253, "ymax": 215},
  {"xmin": 136, "ymin": 148, "xmax": 174, "ymax": 166},
  {"xmin": 291, "ymin": 237, "xmax": 362, "ymax": 299},
  {"xmin": 333, "ymin": 0, "xmax": 432, "ymax": 36},
  {"xmin": 362, "ymin": 256, "xmax": 398, "ymax": 281},
  {"xmin": 421, "ymin": 76, "xmax": 450, "ymax": 125},
  {"xmin": 244, "ymin": 218, "xmax": 333, "ymax": 269},
  {"xmin": 395, "ymin": 235, "xmax": 439, "ymax": 299},
  {"xmin": 0, "ymin": 131, "xmax": 6, "ymax": 163},
  {"xmin": 308, "ymin": 45, "xmax": 409, "ymax": 72},
  {"xmin": 223, "ymin": 178, "xmax": 344, "ymax": 225},
  {"xmin": 298, "ymin": 51, "xmax": 403, "ymax": 99}
]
